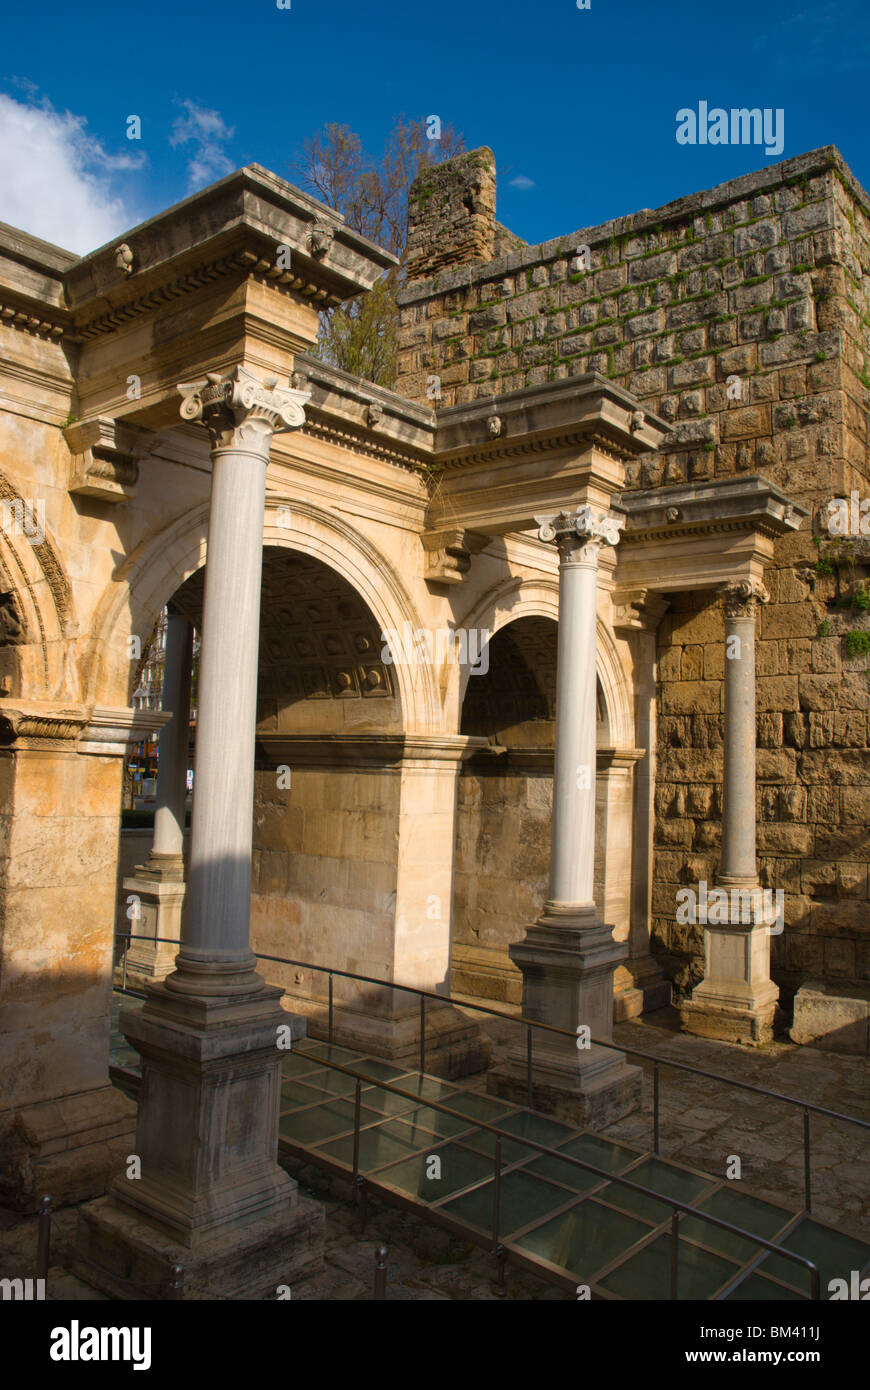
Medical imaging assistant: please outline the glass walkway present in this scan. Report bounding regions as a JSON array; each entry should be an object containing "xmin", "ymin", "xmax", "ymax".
[{"xmin": 110, "ymin": 995, "xmax": 870, "ymax": 1301}]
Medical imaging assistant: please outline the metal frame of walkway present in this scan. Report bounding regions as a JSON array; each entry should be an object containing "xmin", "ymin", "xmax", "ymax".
[{"xmin": 110, "ymin": 938, "xmax": 870, "ymax": 1301}]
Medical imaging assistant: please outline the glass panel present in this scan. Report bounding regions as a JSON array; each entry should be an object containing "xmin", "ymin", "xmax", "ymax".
[
  {"xmin": 359, "ymin": 1084, "xmax": 420, "ymax": 1117},
  {"xmin": 515, "ymin": 1199, "xmax": 652, "ymax": 1281},
  {"xmin": 498, "ymin": 1111, "xmax": 576, "ymax": 1147},
  {"xmin": 442, "ymin": 1171, "xmax": 572, "ymax": 1239},
  {"xmin": 758, "ymin": 1217, "xmax": 870, "ymax": 1295},
  {"xmin": 599, "ymin": 1232, "xmax": 737, "ymax": 1301},
  {"xmin": 598, "ymin": 1159, "xmax": 714, "ymax": 1225},
  {"xmin": 318, "ymin": 1120, "xmax": 430, "ymax": 1172},
  {"xmin": 347, "ymin": 1058, "xmax": 416, "ymax": 1084},
  {"xmin": 525, "ymin": 1152, "xmax": 605, "ymax": 1195},
  {"xmin": 279, "ymin": 1079, "xmax": 331, "ymax": 1110},
  {"xmin": 444, "ymin": 1093, "xmax": 517, "ymax": 1123},
  {"xmin": 681, "ymin": 1188, "xmax": 791, "ymax": 1264},
  {"xmin": 278, "ymin": 1098, "xmax": 380, "ymax": 1145},
  {"xmin": 724, "ymin": 1273, "xmax": 805, "ymax": 1301},
  {"xmin": 390, "ymin": 1075, "xmax": 462, "ymax": 1103},
  {"xmin": 280, "ymin": 1052, "xmax": 329, "ymax": 1079},
  {"xmin": 399, "ymin": 1106, "xmax": 476, "ymax": 1140},
  {"xmin": 556, "ymin": 1132, "xmax": 642, "ymax": 1176},
  {"xmin": 377, "ymin": 1144, "xmax": 495, "ymax": 1202},
  {"xmin": 293, "ymin": 1040, "xmax": 366, "ymax": 1065}
]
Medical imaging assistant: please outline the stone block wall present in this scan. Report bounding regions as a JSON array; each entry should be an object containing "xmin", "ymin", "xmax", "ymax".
[
  {"xmin": 250, "ymin": 764, "xmax": 401, "ymax": 1014},
  {"xmin": 397, "ymin": 145, "xmax": 870, "ymax": 1002}
]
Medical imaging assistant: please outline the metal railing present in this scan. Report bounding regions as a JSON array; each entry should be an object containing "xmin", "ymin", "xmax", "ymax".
[{"xmin": 114, "ymin": 932, "xmax": 870, "ymax": 1223}]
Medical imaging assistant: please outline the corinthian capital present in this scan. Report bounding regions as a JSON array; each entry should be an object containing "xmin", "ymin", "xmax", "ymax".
[
  {"xmin": 720, "ymin": 577, "xmax": 770, "ymax": 620},
  {"xmin": 178, "ymin": 366, "xmax": 310, "ymax": 453},
  {"xmin": 535, "ymin": 505, "xmax": 623, "ymax": 558}
]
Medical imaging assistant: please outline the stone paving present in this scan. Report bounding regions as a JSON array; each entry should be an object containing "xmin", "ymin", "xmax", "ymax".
[{"xmin": 1, "ymin": 1005, "xmax": 866, "ymax": 1300}]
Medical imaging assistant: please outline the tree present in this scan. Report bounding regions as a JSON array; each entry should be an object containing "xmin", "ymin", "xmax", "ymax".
[{"xmin": 290, "ymin": 116, "xmax": 464, "ymax": 387}]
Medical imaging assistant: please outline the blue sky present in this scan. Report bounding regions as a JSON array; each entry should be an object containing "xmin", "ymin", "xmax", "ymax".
[{"xmin": 1, "ymin": 0, "xmax": 868, "ymax": 254}]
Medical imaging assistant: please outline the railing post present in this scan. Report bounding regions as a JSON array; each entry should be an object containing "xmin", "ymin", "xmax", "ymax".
[
  {"xmin": 122, "ymin": 931, "xmax": 129, "ymax": 992},
  {"xmin": 492, "ymin": 1137, "xmax": 507, "ymax": 1298},
  {"xmin": 526, "ymin": 1025, "xmax": 533, "ymax": 1108},
  {"xmin": 36, "ymin": 1194, "xmax": 51, "ymax": 1284},
  {"xmin": 419, "ymin": 994, "xmax": 426, "ymax": 1074},
  {"xmin": 653, "ymin": 1062, "xmax": 660, "ymax": 1155},
  {"xmin": 352, "ymin": 1077, "xmax": 368, "ymax": 1233},
  {"xmin": 170, "ymin": 1264, "xmax": 184, "ymax": 1300},
  {"xmin": 670, "ymin": 1209, "xmax": 681, "ymax": 1300},
  {"xmin": 328, "ymin": 973, "xmax": 334, "ymax": 1046},
  {"xmin": 373, "ymin": 1245, "xmax": 388, "ymax": 1300},
  {"xmin": 803, "ymin": 1108, "xmax": 812, "ymax": 1214},
  {"xmin": 352, "ymin": 1078, "xmax": 362, "ymax": 1180}
]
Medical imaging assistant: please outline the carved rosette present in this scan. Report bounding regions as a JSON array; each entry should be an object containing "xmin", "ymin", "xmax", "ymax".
[
  {"xmin": 720, "ymin": 577, "xmax": 770, "ymax": 621},
  {"xmin": 177, "ymin": 365, "xmax": 310, "ymax": 454},
  {"xmin": 536, "ymin": 505, "xmax": 623, "ymax": 561}
]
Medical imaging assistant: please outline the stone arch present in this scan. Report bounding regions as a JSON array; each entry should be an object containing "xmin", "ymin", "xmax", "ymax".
[
  {"xmin": 86, "ymin": 496, "xmax": 439, "ymax": 731},
  {"xmin": 0, "ymin": 477, "xmax": 74, "ymax": 700},
  {"xmin": 451, "ymin": 575, "xmax": 635, "ymax": 748}
]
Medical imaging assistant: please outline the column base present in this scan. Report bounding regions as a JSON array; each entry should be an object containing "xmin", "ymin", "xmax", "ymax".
[
  {"xmin": 0, "ymin": 1085, "xmax": 137, "ymax": 1213},
  {"xmin": 292, "ymin": 995, "xmax": 490, "ymax": 1080},
  {"xmin": 613, "ymin": 955, "xmax": 672, "ymax": 1021},
  {"xmin": 490, "ymin": 905, "xmax": 641, "ymax": 1125},
  {"xmin": 488, "ymin": 1046, "xmax": 642, "ymax": 1129},
  {"xmin": 74, "ymin": 1189, "xmax": 324, "ymax": 1301},
  {"xmin": 120, "ymin": 855, "xmax": 185, "ymax": 989},
  {"xmin": 680, "ymin": 981, "xmax": 779, "ymax": 1045},
  {"xmin": 451, "ymin": 945, "xmax": 523, "ymax": 1007},
  {"xmin": 680, "ymin": 906, "xmax": 780, "ymax": 1046}
]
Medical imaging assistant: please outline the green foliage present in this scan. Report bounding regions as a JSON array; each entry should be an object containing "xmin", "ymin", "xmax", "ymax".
[
  {"xmin": 816, "ymin": 620, "xmax": 830, "ymax": 637},
  {"xmin": 843, "ymin": 629, "xmax": 870, "ymax": 658},
  {"xmin": 290, "ymin": 116, "xmax": 465, "ymax": 387},
  {"xmin": 315, "ymin": 271, "xmax": 399, "ymax": 386}
]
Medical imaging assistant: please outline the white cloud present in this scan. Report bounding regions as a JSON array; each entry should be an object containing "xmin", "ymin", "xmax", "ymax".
[
  {"xmin": 170, "ymin": 100, "xmax": 235, "ymax": 190},
  {"xmin": 509, "ymin": 175, "xmax": 536, "ymax": 191},
  {"xmin": 0, "ymin": 92, "xmax": 143, "ymax": 254}
]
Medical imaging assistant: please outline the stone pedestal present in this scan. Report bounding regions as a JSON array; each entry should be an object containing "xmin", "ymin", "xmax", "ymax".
[
  {"xmin": 122, "ymin": 857, "xmax": 185, "ymax": 990},
  {"xmin": 680, "ymin": 911, "xmax": 779, "ymax": 1044},
  {"xmin": 74, "ymin": 982, "xmax": 322, "ymax": 1299},
  {"xmin": 488, "ymin": 906, "xmax": 641, "ymax": 1125}
]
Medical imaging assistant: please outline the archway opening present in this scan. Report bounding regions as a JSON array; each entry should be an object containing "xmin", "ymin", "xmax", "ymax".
[{"xmin": 452, "ymin": 615, "xmax": 610, "ymax": 1005}]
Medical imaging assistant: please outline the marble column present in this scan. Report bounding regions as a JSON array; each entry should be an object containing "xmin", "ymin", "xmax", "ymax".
[
  {"xmin": 488, "ymin": 506, "xmax": 641, "ymax": 1126},
  {"xmin": 681, "ymin": 577, "xmax": 779, "ymax": 1044},
  {"xmin": 76, "ymin": 367, "xmax": 324, "ymax": 1299},
  {"xmin": 122, "ymin": 605, "xmax": 192, "ymax": 987}
]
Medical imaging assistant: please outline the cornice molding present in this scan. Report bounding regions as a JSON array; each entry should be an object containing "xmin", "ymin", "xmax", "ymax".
[{"xmin": 0, "ymin": 296, "xmax": 67, "ymax": 340}]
